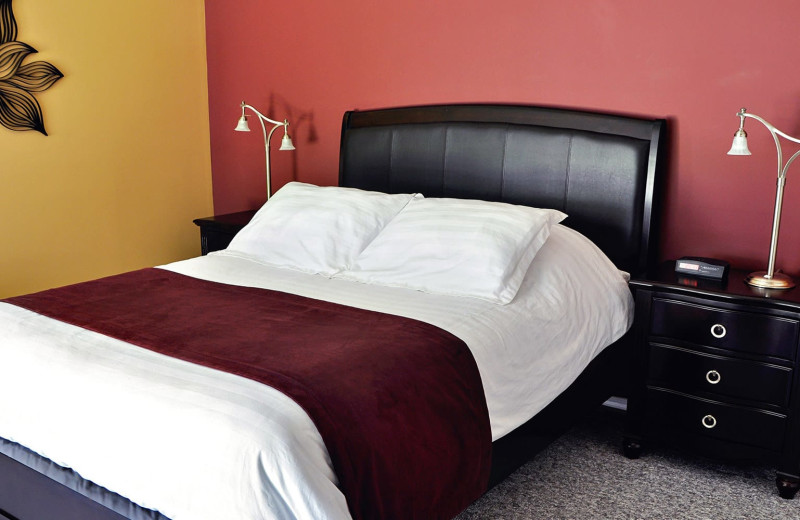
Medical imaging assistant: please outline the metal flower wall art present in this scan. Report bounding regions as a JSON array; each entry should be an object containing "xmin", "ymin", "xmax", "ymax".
[{"xmin": 0, "ymin": 0, "xmax": 63, "ymax": 135}]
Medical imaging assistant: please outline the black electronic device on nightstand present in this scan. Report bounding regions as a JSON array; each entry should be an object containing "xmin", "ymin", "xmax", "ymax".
[
  {"xmin": 674, "ymin": 256, "xmax": 730, "ymax": 280},
  {"xmin": 623, "ymin": 261, "xmax": 800, "ymax": 499}
]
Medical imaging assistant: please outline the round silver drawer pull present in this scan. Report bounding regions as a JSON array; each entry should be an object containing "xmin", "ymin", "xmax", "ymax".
[
  {"xmin": 706, "ymin": 370, "xmax": 722, "ymax": 384},
  {"xmin": 710, "ymin": 324, "xmax": 727, "ymax": 339},
  {"xmin": 702, "ymin": 414, "xmax": 717, "ymax": 429}
]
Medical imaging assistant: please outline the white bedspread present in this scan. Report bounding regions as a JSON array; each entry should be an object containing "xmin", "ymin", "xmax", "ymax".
[{"xmin": 0, "ymin": 225, "xmax": 633, "ymax": 520}]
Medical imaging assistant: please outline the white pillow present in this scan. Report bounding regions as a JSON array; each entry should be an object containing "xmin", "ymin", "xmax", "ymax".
[
  {"xmin": 225, "ymin": 182, "xmax": 418, "ymax": 275},
  {"xmin": 336, "ymin": 197, "xmax": 567, "ymax": 303}
]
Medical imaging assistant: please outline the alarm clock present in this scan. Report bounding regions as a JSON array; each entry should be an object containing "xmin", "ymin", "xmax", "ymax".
[{"xmin": 674, "ymin": 257, "xmax": 730, "ymax": 280}]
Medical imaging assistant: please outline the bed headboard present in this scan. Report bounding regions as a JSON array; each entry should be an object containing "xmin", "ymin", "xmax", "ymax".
[{"xmin": 338, "ymin": 104, "xmax": 666, "ymax": 275}]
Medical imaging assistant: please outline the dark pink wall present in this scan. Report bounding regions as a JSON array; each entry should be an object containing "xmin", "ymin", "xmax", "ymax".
[{"xmin": 205, "ymin": 0, "xmax": 800, "ymax": 275}]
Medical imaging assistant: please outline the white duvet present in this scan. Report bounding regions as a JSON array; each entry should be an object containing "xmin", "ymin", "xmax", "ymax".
[{"xmin": 0, "ymin": 225, "xmax": 633, "ymax": 520}]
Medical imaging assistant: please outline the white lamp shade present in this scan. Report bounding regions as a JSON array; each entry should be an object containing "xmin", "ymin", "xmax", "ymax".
[
  {"xmin": 727, "ymin": 130, "xmax": 751, "ymax": 155},
  {"xmin": 235, "ymin": 116, "xmax": 250, "ymax": 132},
  {"xmin": 279, "ymin": 134, "xmax": 296, "ymax": 151}
]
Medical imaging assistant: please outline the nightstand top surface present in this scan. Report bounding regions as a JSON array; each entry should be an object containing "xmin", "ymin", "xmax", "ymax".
[
  {"xmin": 632, "ymin": 261, "xmax": 800, "ymax": 311},
  {"xmin": 193, "ymin": 210, "xmax": 256, "ymax": 230}
]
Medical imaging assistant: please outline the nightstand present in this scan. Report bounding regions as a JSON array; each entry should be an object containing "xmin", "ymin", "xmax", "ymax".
[
  {"xmin": 192, "ymin": 210, "xmax": 256, "ymax": 255},
  {"xmin": 623, "ymin": 261, "xmax": 800, "ymax": 499}
]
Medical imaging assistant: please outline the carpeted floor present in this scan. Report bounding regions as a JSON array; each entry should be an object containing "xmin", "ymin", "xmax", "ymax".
[{"xmin": 455, "ymin": 407, "xmax": 800, "ymax": 520}]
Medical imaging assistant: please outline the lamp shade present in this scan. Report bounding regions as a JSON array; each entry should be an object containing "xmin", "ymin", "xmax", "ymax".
[
  {"xmin": 727, "ymin": 130, "xmax": 751, "ymax": 155},
  {"xmin": 279, "ymin": 134, "xmax": 296, "ymax": 151},
  {"xmin": 235, "ymin": 116, "xmax": 250, "ymax": 132}
]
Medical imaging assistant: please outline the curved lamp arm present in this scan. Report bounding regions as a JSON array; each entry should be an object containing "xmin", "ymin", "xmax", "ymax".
[
  {"xmin": 728, "ymin": 108, "xmax": 800, "ymax": 288},
  {"xmin": 236, "ymin": 101, "xmax": 295, "ymax": 200}
]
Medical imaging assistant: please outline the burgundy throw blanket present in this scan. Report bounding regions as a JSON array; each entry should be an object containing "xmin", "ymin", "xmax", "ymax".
[{"xmin": 6, "ymin": 268, "xmax": 491, "ymax": 520}]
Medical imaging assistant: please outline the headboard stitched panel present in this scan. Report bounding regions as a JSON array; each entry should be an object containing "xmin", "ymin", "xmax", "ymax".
[{"xmin": 338, "ymin": 104, "xmax": 665, "ymax": 275}]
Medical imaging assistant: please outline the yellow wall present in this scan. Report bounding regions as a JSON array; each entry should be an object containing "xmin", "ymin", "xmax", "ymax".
[{"xmin": 1, "ymin": 2, "xmax": 213, "ymax": 298}]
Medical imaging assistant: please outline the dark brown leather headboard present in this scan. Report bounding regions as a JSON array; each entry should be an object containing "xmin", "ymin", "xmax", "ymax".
[{"xmin": 338, "ymin": 104, "xmax": 665, "ymax": 275}]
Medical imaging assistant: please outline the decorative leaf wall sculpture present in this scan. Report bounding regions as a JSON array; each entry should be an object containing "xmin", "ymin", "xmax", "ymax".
[{"xmin": 0, "ymin": 0, "xmax": 63, "ymax": 135}]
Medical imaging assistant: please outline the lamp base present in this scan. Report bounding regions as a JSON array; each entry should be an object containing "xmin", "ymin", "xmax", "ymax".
[{"xmin": 745, "ymin": 271, "xmax": 796, "ymax": 290}]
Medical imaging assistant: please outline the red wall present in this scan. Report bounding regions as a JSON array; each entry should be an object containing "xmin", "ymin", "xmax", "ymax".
[{"xmin": 205, "ymin": 0, "xmax": 800, "ymax": 275}]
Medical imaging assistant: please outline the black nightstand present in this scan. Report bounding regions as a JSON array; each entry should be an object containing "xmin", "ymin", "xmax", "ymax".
[
  {"xmin": 623, "ymin": 261, "xmax": 800, "ymax": 499},
  {"xmin": 192, "ymin": 210, "xmax": 256, "ymax": 255}
]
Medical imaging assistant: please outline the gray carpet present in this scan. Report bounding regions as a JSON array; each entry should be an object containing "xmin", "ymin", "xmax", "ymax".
[{"xmin": 455, "ymin": 408, "xmax": 800, "ymax": 519}]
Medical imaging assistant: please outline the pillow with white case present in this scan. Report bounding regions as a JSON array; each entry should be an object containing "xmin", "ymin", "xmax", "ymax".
[
  {"xmin": 225, "ymin": 182, "xmax": 419, "ymax": 275},
  {"xmin": 336, "ymin": 196, "xmax": 567, "ymax": 303}
]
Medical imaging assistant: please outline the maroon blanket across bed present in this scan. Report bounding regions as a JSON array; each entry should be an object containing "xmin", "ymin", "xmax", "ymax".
[{"xmin": 6, "ymin": 268, "xmax": 492, "ymax": 520}]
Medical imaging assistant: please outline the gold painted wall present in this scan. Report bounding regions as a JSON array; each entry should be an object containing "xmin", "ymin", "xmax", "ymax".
[{"xmin": 1, "ymin": 2, "xmax": 212, "ymax": 298}]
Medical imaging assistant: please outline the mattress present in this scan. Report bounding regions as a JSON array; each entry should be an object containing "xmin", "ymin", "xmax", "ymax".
[{"xmin": 0, "ymin": 224, "xmax": 633, "ymax": 520}]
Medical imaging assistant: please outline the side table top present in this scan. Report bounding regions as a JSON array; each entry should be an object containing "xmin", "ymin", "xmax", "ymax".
[
  {"xmin": 632, "ymin": 261, "xmax": 800, "ymax": 311},
  {"xmin": 193, "ymin": 210, "xmax": 256, "ymax": 231}
]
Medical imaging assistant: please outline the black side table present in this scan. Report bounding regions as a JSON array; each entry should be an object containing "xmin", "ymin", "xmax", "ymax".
[
  {"xmin": 624, "ymin": 261, "xmax": 800, "ymax": 499},
  {"xmin": 193, "ymin": 210, "xmax": 256, "ymax": 255}
]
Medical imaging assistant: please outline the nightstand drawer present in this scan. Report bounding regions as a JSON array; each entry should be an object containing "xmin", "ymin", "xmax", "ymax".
[
  {"xmin": 646, "ymin": 388, "xmax": 787, "ymax": 452},
  {"xmin": 648, "ymin": 344, "xmax": 792, "ymax": 407},
  {"xmin": 651, "ymin": 298, "xmax": 799, "ymax": 360}
]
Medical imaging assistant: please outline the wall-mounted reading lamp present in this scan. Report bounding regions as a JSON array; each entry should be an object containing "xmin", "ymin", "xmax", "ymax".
[
  {"xmin": 728, "ymin": 108, "xmax": 800, "ymax": 289},
  {"xmin": 235, "ymin": 101, "xmax": 295, "ymax": 200}
]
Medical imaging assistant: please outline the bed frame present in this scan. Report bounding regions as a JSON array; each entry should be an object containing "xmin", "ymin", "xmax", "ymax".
[
  {"xmin": 339, "ymin": 103, "xmax": 666, "ymax": 487},
  {"xmin": 0, "ymin": 103, "xmax": 666, "ymax": 520}
]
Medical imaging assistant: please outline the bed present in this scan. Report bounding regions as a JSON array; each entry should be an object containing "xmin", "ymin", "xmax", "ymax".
[{"xmin": 0, "ymin": 103, "xmax": 666, "ymax": 520}]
